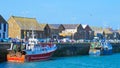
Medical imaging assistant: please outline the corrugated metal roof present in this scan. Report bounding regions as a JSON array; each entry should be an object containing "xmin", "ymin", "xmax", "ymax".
[{"xmin": 11, "ymin": 16, "xmax": 43, "ymax": 31}]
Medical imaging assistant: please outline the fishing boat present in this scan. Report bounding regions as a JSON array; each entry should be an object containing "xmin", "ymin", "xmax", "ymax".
[
  {"xmin": 89, "ymin": 42, "xmax": 101, "ymax": 56},
  {"xmin": 89, "ymin": 40, "xmax": 112, "ymax": 56},
  {"xmin": 7, "ymin": 31, "xmax": 57, "ymax": 63},
  {"xmin": 100, "ymin": 41, "xmax": 112, "ymax": 55}
]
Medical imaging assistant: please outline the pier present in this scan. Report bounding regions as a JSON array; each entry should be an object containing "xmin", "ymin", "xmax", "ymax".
[
  {"xmin": 53, "ymin": 43, "xmax": 90, "ymax": 57},
  {"xmin": 0, "ymin": 43, "xmax": 11, "ymax": 62},
  {"xmin": 0, "ymin": 42, "xmax": 120, "ymax": 62},
  {"xmin": 111, "ymin": 43, "xmax": 120, "ymax": 53}
]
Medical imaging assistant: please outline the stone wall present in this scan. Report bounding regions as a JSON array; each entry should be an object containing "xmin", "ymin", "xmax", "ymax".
[
  {"xmin": 0, "ymin": 42, "xmax": 120, "ymax": 62},
  {"xmin": 0, "ymin": 49, "xmax": 8, "ymax": 62},
  {"xmin": 53, "ymin": 43, "xmax": 90, "ymax": 57},
  {"xmin": 111, "ymin": 43, "xmax": 120, "ymax": 53},
  {"xmin": 53, "ymin": 42, "xmax": 120, "ymax": 57},
  {"xmin": 0, "ymin": 43, "xmax": 10, "ymax": 62}
]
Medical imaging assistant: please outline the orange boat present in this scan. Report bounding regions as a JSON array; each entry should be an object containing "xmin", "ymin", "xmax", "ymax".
[
  {"xmin": 7, "ymin": 54, "xmax": 25, "ymax": 63},
  {"xmin": 7, "ymin": 51, "xmax": 25, "ymax": 63}
]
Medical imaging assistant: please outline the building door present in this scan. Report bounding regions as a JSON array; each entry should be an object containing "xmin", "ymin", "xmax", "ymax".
[
  {"xmin": 0, "ymin": 33, "xmax": 1, "ymax": 38},
  {"xmin": 3, "ymin": 33, "xmax": 5, "ymax": 39}
]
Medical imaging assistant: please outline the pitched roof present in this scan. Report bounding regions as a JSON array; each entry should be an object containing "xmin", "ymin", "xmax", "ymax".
[
  {"xmin": 11, "ymin": 16, "xmax": 43, "ymax": 31},
  {"xmin": 91, "ymin": 26, "xmax": 113, "ymax": 35},
  {"xmin": 0, "ymin": 15, "xmax": 7, "ymax": 24},
  {"xmin": 39, "ymin": 24, "xmax": 46, "ymax": 30},
  {"xmin": 117, "ymin": 30, "xmax": 120, "ymax": 34},
  {"xmin": 48, "ymin": 24, "xmax": 61, "ymax": 29},
  {"xmin": 91, "ymin": 26, "xmax": 103, "ymax": 31},
  {"xmin": 91, "ymin": 26, "xmax": 104, "ymax": 35},
  {"xmin": 82, "ymin": 24, "xmax": 87, "ymax": 29},
  {"xmin": 62, "ymin": 24, "xmax": 79, "ymax": 29},
  {"xmin": 103, "ymin": 28, "xmax": 113, "ymax": 34}
]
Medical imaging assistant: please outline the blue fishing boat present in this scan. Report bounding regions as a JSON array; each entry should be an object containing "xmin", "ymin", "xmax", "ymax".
[
  {"xmin": 100, "ymin": 41, "xmax": 112, "ymax": 55},
  {"xmin": 89, "ymin": 40, "xmax": 112, "ymax": 56}
]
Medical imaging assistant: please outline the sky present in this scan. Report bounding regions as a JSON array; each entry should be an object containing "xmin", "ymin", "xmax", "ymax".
[{"xmin": 0, "ymin": 0, "xmax": 120, "ymax": 29}]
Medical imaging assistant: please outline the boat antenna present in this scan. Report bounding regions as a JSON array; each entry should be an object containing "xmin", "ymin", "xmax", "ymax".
[{"xmin": 31, "ymin": 25, "xmax": 35, "ymax": 39}]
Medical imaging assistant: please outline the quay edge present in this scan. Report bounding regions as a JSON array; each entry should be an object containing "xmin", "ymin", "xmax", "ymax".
[{"xmin": 0, "ymin": 42, "xmax": 120, "ymax": 62}]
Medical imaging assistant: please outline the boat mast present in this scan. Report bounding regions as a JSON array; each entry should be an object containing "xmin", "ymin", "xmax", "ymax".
[
  {"xmin": 31, "ymin": 29, "xmax": 34, "ymax": 39},
  {"xmin": 31, "ymin": 23, "xmax": 35, "ymax": 39}
]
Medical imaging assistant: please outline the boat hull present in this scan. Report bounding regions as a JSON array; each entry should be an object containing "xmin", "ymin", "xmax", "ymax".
[
  {"xmin": 101, "ymin": 49, "xmax": 112, "ymax": 55},
  {"xmin": 25, "ymin": 51, "xmax": 54, "ymax": 62},
  {"xmin": 7, "ymin": 51, "xmax": 55, "ymax": 62},
  {"xmin": 89, "ymin": 49, "xmax": 101, "ymax": 56},
  {"xmin": 89, "ymin": 49, "xmax": 112, "ymax": 56},
  {"xmin": 7, "ymin": 55, "xmax": 25, "ymax": 63}
]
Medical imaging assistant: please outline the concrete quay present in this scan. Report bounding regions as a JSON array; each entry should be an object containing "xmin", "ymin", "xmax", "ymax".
[{"xmin": 0, "ymin": 42, "xmax": 120, "ymax": 62}]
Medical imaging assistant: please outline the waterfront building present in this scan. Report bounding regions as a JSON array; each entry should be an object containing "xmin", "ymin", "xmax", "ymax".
[
  {"xmin": 112, "ymin": 32, "xmax": 120, "ymax": 40},
  {"xmin": 103, "ymin": 28, "xmax": 113, "ymax": 39},
  {"xmin": 7, "ymin": 15, "xmax": 94, "ymax": 40},
  {"xmin": 117, "ymin": 30, "xmax": 120, "ymax": 39},
  {"xmin": 91, "ymin": 26, "xmax": 119, "ymax": 40},
  {"xmin": 104, "ymin": 28, "xmax": 120, "ymax": 40},
  {"xmin": 0, "ymin": 15, "xmax": 8, "ymax": 39},
  {"xmin": 82, "ymin": 25, "xmax": 94, "ymax": 40},
  {"xmin": 58, "ymin": 24, "xmax": 94, "ymax": 40},
  {"xmin": 39, "ymin": 23, "xmax": 46, "ymax": 38},
  {"xmin": 59, "ymin": 24, "xmax": 80, "ymax": 39},
  {"xmin": 73, "ymin": 24, "xmax": 84, "ymax": 40},
  {"xmin": 44, "ymin": 24, "xmax": 64, "ymax": 39},
  {"xmin": 91, "ymin": 26, "xmax": 104, "ymax": 39},
  {"xmin": 8, "ymin": 16, "xmax": 44, "ymax": 39}
]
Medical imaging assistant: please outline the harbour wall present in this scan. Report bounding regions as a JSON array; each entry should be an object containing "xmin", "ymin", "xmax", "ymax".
[
  {"xmin": 111, "ymin": 43, "xmax": 120, "ymax": 53},
  {"xmin": 53, "ymin": 43, "xmax": 120, "ymax": 57},
  {"xmin": 0, "ymin": 43, "xmax": 11, "ymax": 62},
  {"xmin": 53, "ymin": 43, "xmax": 90, "ymax": 57},
  {"xmin": 0, "ymin": 42, "xmax": 120, "ymax": 62}
]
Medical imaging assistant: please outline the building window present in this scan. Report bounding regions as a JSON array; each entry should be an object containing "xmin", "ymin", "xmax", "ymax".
[
  {"xmin": 4, "ymin": 24, "xmax": 6, "ymax": 32},
  {"xmin": 0, "ymin": 33, "xmax": 1, "ymax": 38},
  {"xmin": 27, "ymin": 32, "xmax": 29, "ymax": 37},
  {"xmin": 0, "ymin": 23, "xmax": 1, "ymax": 30},
  {"xmin": 39, "ymin": 34, "xmax": 42, "ymax": 38}
]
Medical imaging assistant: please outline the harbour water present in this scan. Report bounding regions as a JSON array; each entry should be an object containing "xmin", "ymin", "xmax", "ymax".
[{"xmin": 1, "ymin": 53, "xmax": 120, "ymax": 68}]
